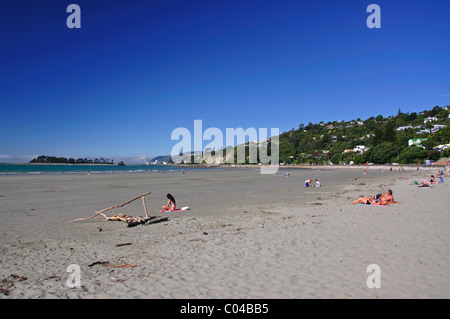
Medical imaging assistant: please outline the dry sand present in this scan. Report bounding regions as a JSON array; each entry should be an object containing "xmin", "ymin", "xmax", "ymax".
[{"xmin": 0, "ymin": 166, "xmax": 449, "ymax": 298}]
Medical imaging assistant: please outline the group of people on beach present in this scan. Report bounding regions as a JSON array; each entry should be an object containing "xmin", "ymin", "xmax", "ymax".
[
  {"xmin": 282, "ymin": 171, "xmax": 321, "ymax": 187},
  {"xmin": 352, "ymin": 190, "xmax": 395, "ymax": 206},
  {"xmin": 304, "ymin": 179, "xmax": 320, "ymax": 187},
  {"xmin": 412, "ymin": 171, "xmax": 446, "ymax": 187}
]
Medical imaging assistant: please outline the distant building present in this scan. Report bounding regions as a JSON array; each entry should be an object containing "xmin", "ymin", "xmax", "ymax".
[
  {"xmin": 418, "ymin": 124, "xmax": 448, "ymax": 134},
  {"xmin": 342, "ymin": 145, "xmax": 369, "ymax": 154},
  {"xmin": 434, "ymin": 144, "xmax": 450, "ymax": 151},
  {"xmin": 396, "ymin": 126, "xmax": 413, "ymax": 131},
  {"xmin": 354, "ymin": 145, "xmax": 369, "ymax": 153},
  {"xmin": 424, "ymin": 117, "xmax": 438, "ymax": 123},
  {"xmin": 408, "ymin": 138, "xmax": 427, "ymax": 147}
]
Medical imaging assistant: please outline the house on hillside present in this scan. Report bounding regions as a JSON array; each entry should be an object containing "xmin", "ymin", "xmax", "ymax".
[
  {"xmin": 424, "ymin": 117, "xmax": 438, "ymax": 123},
  {"xmin": 342, "ymin": 145, "xmax": 369, "ymax": 154},
  {"xmin": 417, "ymin": 124, "xmax": 447, "ymax": 134},
  {"xmin": 354, "ymin": 145, "xmax": 369, "ymax": 153},
  {"xmin": 396, "ymin": 126, "xmax": 413, "ymax": 131},
  {"xmin": 408, "ymin": 138, "xmax": 427, "ymax": 147},
  {"xmin": 434, "ymin": 144, "xmax": 450, "ymax": 151}
]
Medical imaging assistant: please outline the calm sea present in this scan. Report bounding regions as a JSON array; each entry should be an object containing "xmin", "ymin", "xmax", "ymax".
[{"xmin": 0, "ymin": 164, "xmax": 199, "ymax": 175}]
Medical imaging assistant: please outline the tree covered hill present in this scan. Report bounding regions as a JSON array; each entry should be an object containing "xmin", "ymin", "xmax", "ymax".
[
  {"xmin": 279, "ymin": 105, "xmax": 450, "ymax": 165},
  {"xmin": 30, "ymin": 156, "xmax": 114, "ymax": 164}
]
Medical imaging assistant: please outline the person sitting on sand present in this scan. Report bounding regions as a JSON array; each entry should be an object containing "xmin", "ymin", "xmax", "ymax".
[
  {"xmin": 369, "ymin": 190, "xmax": 394, "ymax": 203},
  {"xmin": 314, "ymin": 179, "xmax": 321, "ymax": 187},
  {"xmin": 378, "ymin": 189, "xmax": 394, "ymax": 205},
  {"xmin": 162, "ymin": 193, "xmax": 176, "ymax": 211},
  {"xmin": 305, "ymin": 179, "xmax": 313, "ymax": 187}
]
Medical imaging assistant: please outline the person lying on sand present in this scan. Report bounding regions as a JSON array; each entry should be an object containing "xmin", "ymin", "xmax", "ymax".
[
  {"xmin": 353, "ymin": 190, "xmax": 394, "ymax": 205},
  {"xmin": 162, "ymin": 193, "xmax": 176, "ymax": 211},
  {"xmin": 419, "ymin": 175, "xmax": 436, "ymax": 185},
  {"xmin": 352, "ymin": 196, "xmax": 377, "ymax": 205}
]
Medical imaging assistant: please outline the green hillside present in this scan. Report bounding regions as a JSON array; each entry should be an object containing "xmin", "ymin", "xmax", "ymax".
[{"xmin": 278, "ymin": 105, "xmax": 450, "ymax": 165}]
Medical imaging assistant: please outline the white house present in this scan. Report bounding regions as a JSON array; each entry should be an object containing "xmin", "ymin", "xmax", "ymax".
[
  {"xmin": 434, "ymin": 144, "xmax": 450, "ymax": 151},
  {"xmin": 396, "ymin": 126, "xmax": 413, "ymax": 131},
  {"xmin": 408, "ymin": 138, "xmax": 427, "ymax": 147},
  {"xmin": 343, "ymin": 145, "xmax": 369, "ymax": 154},
  {"xmin": 354, "ymin": 145, "xmax": 369, "ymax": 153},
  {"xmin": 424, "ymin": 117, "xmax": 438, "ymax": 123}
]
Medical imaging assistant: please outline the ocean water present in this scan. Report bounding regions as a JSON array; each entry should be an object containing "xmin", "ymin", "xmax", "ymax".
[{"xmin": 0, "ymin": 164, "xmax": 201, "ymax": 175}]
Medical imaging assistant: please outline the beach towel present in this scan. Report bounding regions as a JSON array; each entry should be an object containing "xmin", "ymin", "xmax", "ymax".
[
  {"xmin": 161, "ymin": 206, "xmax": 190, "ymax": 212},
  {"xmin": 357, "ymin": 203, "xmax": 388, "ymax": 207},
  {"xmin": 357, "ymin": 202, "xmax": 401, "ymax": 207}
]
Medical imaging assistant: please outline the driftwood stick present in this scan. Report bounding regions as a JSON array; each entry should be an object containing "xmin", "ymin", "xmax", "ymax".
[
  {"xmin": 110, "ymin": 212, "xmax": 127, "ymax": 222},
  {"xmin": 70, "ymin": 210, "xmax": 104, "ymax": 223},
  {"xmin": 70, "ymin": 191, "xmax": 152, "ymax": 223},
  {"xmin": 146, "ymin": 216, "xmax": 169, "ymax": 225},
  {"xmin": 142, "ymin": 196, "xmax": 149, "ymax": 218}
]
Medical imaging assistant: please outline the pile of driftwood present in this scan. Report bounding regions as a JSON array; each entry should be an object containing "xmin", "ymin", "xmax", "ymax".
[{"xmin": 70, "ymin": 191, "xmax": 168, "ymax": 227}]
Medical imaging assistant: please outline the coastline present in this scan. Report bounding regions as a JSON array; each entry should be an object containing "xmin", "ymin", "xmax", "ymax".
[
  {"xmin": 1, "ymin": 166, "xmax": 449, "ymax": 298},
  {"xmin": 0, "ymin": 163, "xmax": 117, "ymax": 166}
]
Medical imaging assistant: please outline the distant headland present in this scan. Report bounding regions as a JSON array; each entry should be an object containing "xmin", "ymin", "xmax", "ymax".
[{"xmin": 30, "ymin": 155, "xmax": 115, "ymax": 165}]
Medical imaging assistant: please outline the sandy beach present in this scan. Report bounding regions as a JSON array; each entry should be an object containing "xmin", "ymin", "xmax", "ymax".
[{"xmin": 0, "ymin": 166, "xmax": 449, "ymax": 299}]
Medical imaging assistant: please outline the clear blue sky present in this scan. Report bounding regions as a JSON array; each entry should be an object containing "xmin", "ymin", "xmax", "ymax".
[{"xmin": 1, "ymin": 0, "xmax": 449, "ymax": 162}]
